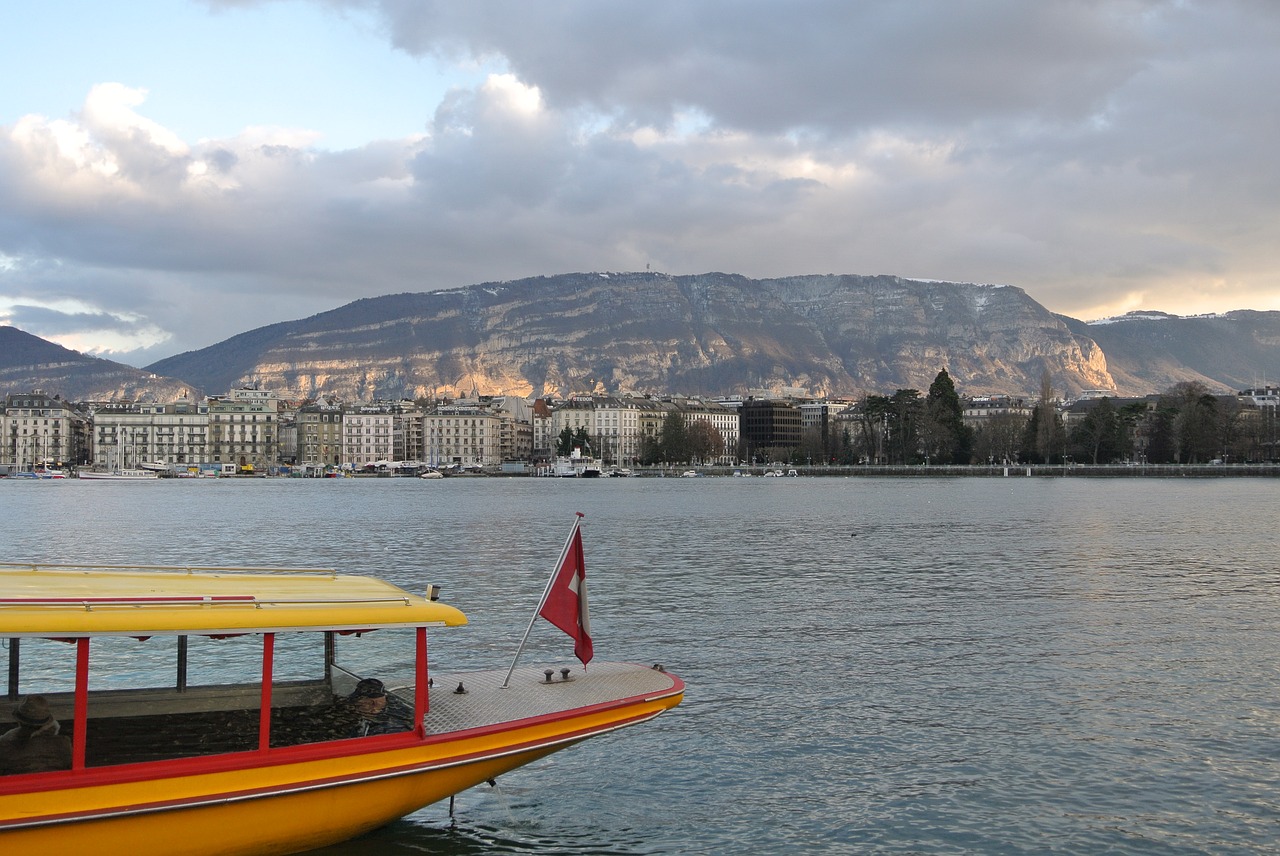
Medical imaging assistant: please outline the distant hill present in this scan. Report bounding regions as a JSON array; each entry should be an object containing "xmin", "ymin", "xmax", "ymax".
[
  {"xmin": 146, "ymin": 272, "xmax": 1117, "ymax": 401},
  {"xmin": 1059, "ymin": 310, "xmax": 1280, "ymax": 393},
  {"xmin": 0, "ymin": 326, "xmax": 197, "ymax": 402}
]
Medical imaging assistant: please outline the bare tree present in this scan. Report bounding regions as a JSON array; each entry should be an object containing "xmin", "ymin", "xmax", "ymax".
[{"xmin": 686, "ymin": 419, "xmax": 724, "ymax": 464}]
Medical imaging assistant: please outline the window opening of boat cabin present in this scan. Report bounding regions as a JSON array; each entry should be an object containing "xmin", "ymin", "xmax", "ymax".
[{"xmin": 2, "ymin": 628, "xmax": 426, "ymax": 775}]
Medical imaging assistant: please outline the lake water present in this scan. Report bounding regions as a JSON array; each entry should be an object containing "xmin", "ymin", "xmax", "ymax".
[{"xmin": 3, "ymin": 475, "xmax": 1280, "ymax": 854}]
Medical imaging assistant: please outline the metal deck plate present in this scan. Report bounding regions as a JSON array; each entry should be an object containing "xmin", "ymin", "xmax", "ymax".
[{"xmin": 421, "ymin": 661, "xmax": 677, "ymax": 735}]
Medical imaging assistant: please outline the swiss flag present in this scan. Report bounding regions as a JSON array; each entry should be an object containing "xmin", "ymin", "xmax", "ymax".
[{"xmin": 538, "ymin": 515, "xmax": 593, "ymax": 667}]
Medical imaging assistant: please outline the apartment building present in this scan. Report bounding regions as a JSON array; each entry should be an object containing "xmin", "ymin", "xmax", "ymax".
[
  {"xmin": 2, "ymin": 391, "xmax": 84, "ymax": 470},
  {"xmin": 207, "ymin": 395, "xmax": 280, "ymax": 472},
  {"xmin": 341, "ymin": 406, "xmax": 394, "ymax": 469},
  {"xmin": 295, "ymin": 400, "xmax": 344, "ymax": 469}
]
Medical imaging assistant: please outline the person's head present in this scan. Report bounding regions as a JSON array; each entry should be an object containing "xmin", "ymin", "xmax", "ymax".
[
  {"xmin": 13, "ymin": 695, "xmax": 56, "ymax": 733},
  {"xmin": 347, "ymin": 678, "xmax": 387, "ymax": 718}
]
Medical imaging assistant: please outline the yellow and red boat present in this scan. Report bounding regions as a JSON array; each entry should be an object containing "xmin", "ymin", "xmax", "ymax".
[{"xmin": 0, "ymin": 562, "xmax": 683, "ymax": 855}]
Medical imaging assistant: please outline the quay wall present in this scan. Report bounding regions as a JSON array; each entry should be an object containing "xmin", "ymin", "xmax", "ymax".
[{"xmin": 633, "ymin": 464, "xmax": 1280, "ymax": 478}]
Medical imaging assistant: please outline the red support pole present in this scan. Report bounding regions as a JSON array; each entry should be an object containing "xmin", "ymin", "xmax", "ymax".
[
  {"xmin": 259, "ymin": 633, "xmax": 274, "ymax": 752},
  {"xmin": 415, "ymin": 626, "xmax": 428, "ymax": 738},
  {"xmin": 73, "ymin": 638, "xmax": 89, "ymax": 770}
]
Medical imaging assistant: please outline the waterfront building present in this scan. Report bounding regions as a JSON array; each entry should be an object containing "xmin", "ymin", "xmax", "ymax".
[
  {"xmin": 2, "ymin": 391, "xmax": 84, "ymax": 471},
  {"xmin": 341, "ymin": 406, "xmax": 394, "ymax": 470},
  {"xmin": 545, "ymin": 395, "xmax": 645, "ymax": 465},
  {"xmin": 591, "ymin": 396, "xmax": 642, "ymax": 465},
  {"xmin": 89, "ymin": 404, "xmax": 157, "ymax": 471},
  {"xmin": 145, "ymin": 397, "xmax": 209, "ymax": 470},
  {"xmin": 961, "ymin": 395, "xmax": 1033, "ymax": 425},
  {"xmin": 486, "ymin": 396, "xmax": 534, "ymax": 463},
  {"xmin": 531, "ymin": 399, "xmax": 555, "ymax": 462},
  {"xmin": 740, "ymin": 398, "xmax": 803, "ymax": 460},
  {"xmin": 296, "ymin": 399, "xmax": 344, "ymax": 470},
  {"xmin": 633, "ymin": 397, "xmax": 676, "ymax": 457},
  {"xmin": 207, "ymin": 393, "xmax": 280, "ymax": 473},
  {"xmin": 393, "ymin": 401, "xmax": 421, "ymax": 464},
  {"xmin": 423, "ymin": 405, "xmax": 502, "ymax": 467},
  {"xmin": 552, "ymin": 396, "xmax": 596, "ymax": 451},
  {"xmin": 797, "ymin": 399, "xmax": 854, "ymax": 463}
]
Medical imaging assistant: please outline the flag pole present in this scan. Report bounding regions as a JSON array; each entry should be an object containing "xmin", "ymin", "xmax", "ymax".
[{"xmin": 502, "ymin": 512, "xmax": 584, "ymax": 689}]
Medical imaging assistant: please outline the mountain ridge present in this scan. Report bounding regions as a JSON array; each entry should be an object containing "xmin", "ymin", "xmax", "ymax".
[
  {"xmin": 5, "ymin": 272, "xmax": 1279, "ymax": 402},
  {"xmin": 147, "ymin": 271, "xmax": 1116, "ymax": 401}
]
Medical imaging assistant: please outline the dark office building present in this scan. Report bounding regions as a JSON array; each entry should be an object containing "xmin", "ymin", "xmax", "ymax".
[{"xmin": 740, "ymin": 399, "xmax": 802, "ymax": 456}]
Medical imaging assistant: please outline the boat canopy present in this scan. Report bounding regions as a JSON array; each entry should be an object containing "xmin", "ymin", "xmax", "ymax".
[{"xmin": 0, "ymin": 564, "xmax": 467, "ymax": 637}]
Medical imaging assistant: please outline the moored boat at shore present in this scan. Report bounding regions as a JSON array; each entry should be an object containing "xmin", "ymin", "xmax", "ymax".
[
  {"xmin": 76, "ymin": 468, "xmax": 159, "ymax": 480},
  {"xmin": 0, "ymin": 559, "xmax": 683, "ymax": 855}
]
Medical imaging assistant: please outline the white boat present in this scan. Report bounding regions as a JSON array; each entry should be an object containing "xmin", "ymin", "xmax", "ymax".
[
  {"xmin": 680, "ymin": 470, "xmax": 700, "ymax": 478},
  {"xmin": 419, "ymin": 470, "xmax": 444, "ymax": 480},
  {"xmin": 77, "ymin": 468, "xmax": 159, "ymax": 481}
]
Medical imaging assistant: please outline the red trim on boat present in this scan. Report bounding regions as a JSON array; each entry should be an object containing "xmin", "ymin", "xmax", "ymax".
[
  {"xmin": 0, "ymin": 702, "xmax": 675, "ymax": 831},
  {"xmin": 0, "ymin": 679, "xmax": 684, "ymax": 802}
]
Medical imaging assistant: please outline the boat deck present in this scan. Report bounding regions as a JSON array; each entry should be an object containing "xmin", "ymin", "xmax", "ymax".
[{"xmin": 421, "ymin": 662, "xmax": 679, "ymax": 735}]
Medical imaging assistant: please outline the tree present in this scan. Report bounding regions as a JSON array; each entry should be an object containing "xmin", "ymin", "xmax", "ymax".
[
  {"xmin": 1068, "ymin": 397, "xmax": 1130, "ymax": 463},
  {"xmin": 686, "ymin": 418, "xmax": 724, "ymax": 464},
  {"xmin": 973, "ymin": 412, "xmax": 1028, "ymax": 464},
  {"xmin": 858, "ymin": 395, "xmax": 893, "ymax": 463},
  {"xmin": 659, "ymin": 411, "xmax": 689, "ymax": 462},
  {"xmin": 555, "ymin": 427, "xmax": 574, "ymax": 456},
  {"xmin": 638, "ymin": 434, "xmax": 662, "ymax": 465},
  {"xmin": 557, "ymin": 426, "xmax": 592, "ymax": 457},
  {"xmin": 887, "ymin": 389, "xmax": 923, "ymax": 464},
  {"xmin": 1160, "ymin": 382, "xmax": 1218, "ymax": 462},
  {"xmin": 924, "ymin": 369, "xmax": 973, "ymax": 464},
  {"xmin": 1024, "ymin": 370, "xmax": 1066, "ymax": 463}
]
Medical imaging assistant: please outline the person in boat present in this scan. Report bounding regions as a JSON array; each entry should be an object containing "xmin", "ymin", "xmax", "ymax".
[
  {"xmin": 0, "ymin": 695, "xmax": 73, "ymax": 775},
  {"xmin": 343, "ymin": 678, "xmax": 414, "ymax": 737}
]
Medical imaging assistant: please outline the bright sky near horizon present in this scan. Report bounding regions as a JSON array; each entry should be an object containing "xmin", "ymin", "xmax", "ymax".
[{"xmin": 2, "ymin": 0, "xmax": 1279, "ymax": 367}]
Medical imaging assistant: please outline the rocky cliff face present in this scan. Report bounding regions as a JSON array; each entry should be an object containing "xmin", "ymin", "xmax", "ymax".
[{"xmin": 146, "ymin": 272, "xmax": 1117, "ymax": 400}]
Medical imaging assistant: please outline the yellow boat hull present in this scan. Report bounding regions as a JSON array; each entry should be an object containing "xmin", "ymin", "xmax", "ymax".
[{"xmin": 0, "ymin": 688, "xmax": 682, "ymax": 856}]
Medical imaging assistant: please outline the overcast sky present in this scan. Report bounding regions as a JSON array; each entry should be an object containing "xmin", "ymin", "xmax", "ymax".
[{"xmin": 2, "ymin": 0, "xmax": 1278, "ymax": 366}]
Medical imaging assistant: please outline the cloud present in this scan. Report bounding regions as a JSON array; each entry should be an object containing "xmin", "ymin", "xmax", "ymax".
[{"xmin": 3, "ymin": 0, "xmax": 1280, "ymax": 368}]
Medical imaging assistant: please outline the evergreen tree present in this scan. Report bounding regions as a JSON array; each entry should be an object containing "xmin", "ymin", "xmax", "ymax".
[
  {"xmin": 555, "ymin": 427, "xmax": 574, "ymax": 456},
  {"xmin": 925, "ymin": 368, "xmax": 973, "ymax": 464}
]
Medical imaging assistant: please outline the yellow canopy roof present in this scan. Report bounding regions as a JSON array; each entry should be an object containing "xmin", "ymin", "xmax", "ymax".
[{"xmin": 0, "ymin": 564, "xmax": 468, "ymax": 636}]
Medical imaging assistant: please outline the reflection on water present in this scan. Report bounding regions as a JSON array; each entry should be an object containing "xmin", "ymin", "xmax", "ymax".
[{"xmin": 4, "ymin": 476, "xmax": 1280, "ymax": 854}]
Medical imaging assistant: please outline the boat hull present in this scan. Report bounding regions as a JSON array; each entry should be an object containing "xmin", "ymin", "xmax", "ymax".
[
  {"xmin": 0, "ymin": 665, "xmax": 683, "ymax": 856},
  {"xmin": 2, "ymin": 742, "xmax": 566, "ymax": 855},
  {"xmin": 76, "ymin": 470, "xmax": 158, "ymax": 480}
]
